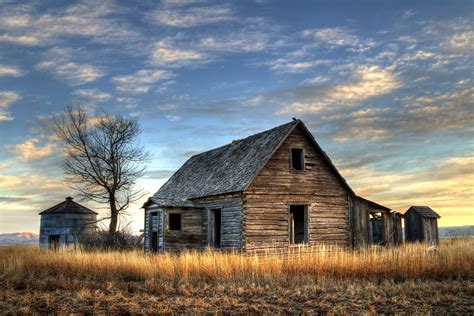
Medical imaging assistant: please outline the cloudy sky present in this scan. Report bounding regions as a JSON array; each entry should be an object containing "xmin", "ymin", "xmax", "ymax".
[{"xmin": 0, "ymin": 0, "xmax": 473, "ymax": 234}]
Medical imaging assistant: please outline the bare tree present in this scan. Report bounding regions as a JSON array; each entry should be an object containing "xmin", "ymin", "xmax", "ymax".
[{"xmin": 54, "ymin": 106, "xmax": 150, "ymax": 233}]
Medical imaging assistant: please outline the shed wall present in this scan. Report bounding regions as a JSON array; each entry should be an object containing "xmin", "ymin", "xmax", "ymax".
[{"xmin": 39, "ymin": 213, "xmax": 96, "ymax": 249}]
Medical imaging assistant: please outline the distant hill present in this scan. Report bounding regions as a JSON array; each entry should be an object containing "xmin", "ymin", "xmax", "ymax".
[
  {"xmin": 439, "ymin": 226, "xmax": 474, "ymax": 238},
  {"xmin": 0, "ymin": 232, "xmax": 39, "ymax": 244}
]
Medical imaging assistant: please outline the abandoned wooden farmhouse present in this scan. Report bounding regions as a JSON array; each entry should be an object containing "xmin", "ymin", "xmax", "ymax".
[{"xmin": 143, "ymin": 119, "xmax": 432, "ymax": 253}]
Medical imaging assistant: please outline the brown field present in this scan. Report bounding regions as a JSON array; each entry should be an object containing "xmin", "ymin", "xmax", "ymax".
[{"xmin": 1, "ymin": 239, "xmax": 473, "ymax": 314}]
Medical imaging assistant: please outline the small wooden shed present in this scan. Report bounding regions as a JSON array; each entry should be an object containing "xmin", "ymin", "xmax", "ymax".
[
  {"xmin": 39, "ymin": 197, "xmax": 97, "ymax": 249},
  {"xmin": 404, "ymin": 206, "xmax": 440, "ymax": 244}
]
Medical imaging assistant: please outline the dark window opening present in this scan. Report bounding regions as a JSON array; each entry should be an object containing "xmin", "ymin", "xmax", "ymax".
[
  {"xmin": 289, "ymin": 205, "xmax": 307, "ymax": 244},
  {"xmin": 48, "ymin": 235, "xmax": 60, "ymax": 250},
  {"xmin": 210, "ymin": 209, "xmax": 221, "ymax": 248},
  {"xmin": 169, "ymin": 213, "xmax": 181, "ymax": 230},
  {"xmin": 291, "ymin": 148, "xmax": 304, "ymax": 170},
  {"xmin": 151, "ymin": 232, "xmax": 158, "ymax": 251}
]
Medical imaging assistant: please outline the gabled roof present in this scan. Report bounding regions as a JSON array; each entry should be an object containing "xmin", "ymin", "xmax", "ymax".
[
  {"xmin": 406, "ymin": 206, "xmax": 440, "ymax": 218},
  {"xmin": 39, "ymin": 197, "xmax": 97, "ymax": 215},
  {"xmin": 358, "ymin": 196, "xmax": 391, "ymax": 212},
  {"xmin": 152, "ymin": 119, "xmax": 356, "ymax": 205}
]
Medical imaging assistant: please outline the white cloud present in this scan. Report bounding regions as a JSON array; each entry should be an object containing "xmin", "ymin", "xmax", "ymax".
[
  {"xmin": 149, "ymin": 4, "xmax": 234, "ymax": 28},
  {"xmin": 0, "ymin": 91, "xmax": 21, "ymax": 121},
  {"xmin": 0, "ymin": 65, "xmax": 22, "ymax": 77},
  {"xmin": 151, "ymin": 41, "xmax": 208, "ymax": 67},
  {"xmin": 36, "ymin": 59, "xmax": 104, "ymax": 85},
  {"xmin": 446, "ymin": 30, "xmax": 474, "ymax": 53},
  {"xmin": 166, "ymin": 114, "xmax": 183, "ymax": 122},
  {"xmin": 268, "ymin": 59, "xmax": 330, "ymax": 73},
  {"xmin": 0, "ymin": 34, "xmax": 40, "ymax": 45},
  {"xmin": 303, "ymin": 27, "xmax": 376, "ymax": 52},
  {"xmin": 278, "ymin": 65, "xmax": 399, "ymax": 115},
  {"xmin": 5, "ymin": 138, "xmax": 56, "ymax": 161},
  {"xmin": 72, "ymin": 89, "xmax": 112, "ymax": 104},
  {"xmin": 112, "ymin": 69, "xmax": 173, "ymax": 94}
]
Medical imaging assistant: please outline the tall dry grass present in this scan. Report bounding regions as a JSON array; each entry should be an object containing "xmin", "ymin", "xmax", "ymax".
[{"xmin": 1, "ymin": 239, "xmax": 472, "ymax": 286}]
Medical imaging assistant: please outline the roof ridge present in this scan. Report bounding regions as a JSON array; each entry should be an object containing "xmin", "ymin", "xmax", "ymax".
[{"xmin": 188, "ymin": 120, "xmax": 299, "ymax": 159}]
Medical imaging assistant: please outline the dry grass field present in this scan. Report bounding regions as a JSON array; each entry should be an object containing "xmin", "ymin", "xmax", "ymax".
[{"xmin": 1, "ymin": 239, "xmax": 473, "ymax": 314}]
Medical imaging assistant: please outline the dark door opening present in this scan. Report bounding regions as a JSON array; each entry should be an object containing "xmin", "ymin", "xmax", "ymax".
[
  {"xmin": 289, "ymin": 205, "xmax": 307, "ymax": 244},
  {"xmin": 210, "ymin": 209, "xmax": 221, "ymax": 248},
  {"xmin": 369, "ymin": 212, "xmax": 384, "ymax": 244},
  {"xmin": 48, "ymin": 235, "xmax": 60, "ymax": 250},
  {"xmin": 151, "ymin": 232, "xmax": 158, "ymax": 252}
]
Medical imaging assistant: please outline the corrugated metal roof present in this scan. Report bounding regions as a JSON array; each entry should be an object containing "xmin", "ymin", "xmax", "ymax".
[{"xmin": 39, "ymin": 197, "xmax": 97, "ymax": 215}]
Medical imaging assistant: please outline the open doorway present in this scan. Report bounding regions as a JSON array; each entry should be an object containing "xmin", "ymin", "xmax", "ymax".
[
  {"xmin": 289, "ymin": 205, "xmax": 307, "ymax": 244},
  {"xmin": 369, "ymin": 212, "xmax": 384, "ymax": 244},
  {"xmin": 48, "ymin": 235, "xmax": 60, "ymax": 250},
  {"xmin": 210, "ymin": 209, "xmax": 221, "ymax": 248}
]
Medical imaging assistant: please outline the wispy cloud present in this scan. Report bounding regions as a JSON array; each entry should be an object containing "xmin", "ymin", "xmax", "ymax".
[
  {"xmin": 112, "ymin": 69, "xmax": 173, "ymax": 94},
  {"xmin": 148, "ymin": 4, "xmax": 235, "ymax": 28},
  {"xmin": 0, "ymin": 91, "xmax": 21, "ymax": 121},
  {"xmin": 0, "ymin": 65, "xmax": 22, "ymax": 77},
  {"xmin": 303, "ymin": 27, "xmax": 376, "ymax": 52},
  {"xmin": 36, "ymin": 59, "xmax": 104, "ymax": 85},
  {"xmin": 0, "ymin": 34, "xmax": 40, "ymax": 45},
  {"xmin": 72, "ymin": 89, "xmax": 112, "ymax": 104},
  {"xmin": 151, "ymin": 40, "xmax": 209, "ymax": 67},
  {"xmin": 278, "ymin": 65, "xmax": 399, "ymax": 115}
]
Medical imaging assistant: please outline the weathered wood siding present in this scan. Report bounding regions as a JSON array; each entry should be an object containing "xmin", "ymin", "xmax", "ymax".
[
  {"xmin": 144, "ymin": 204, "xmax": 164, "ymax": 252},
  {"xmin": 196, "ymin": 194, "xmax": 243, "ymax": 250},
  {"xmin": 243, "ymin": 125, "xmax": 351, "ymax": 252},
  {"xmin": 39, "ymin": 213, "xmax": 97, "ymax": 249},
  {"xmin": 404, "ymin": 210, "xmax": 423, "ymax": 242},
  {"xmin": 162, "ymin": 207, "xmax": 203, "ymax": 251},
  {"xmin": 350, "ymin": 196, "xmax": 369, "ymax": 248}
]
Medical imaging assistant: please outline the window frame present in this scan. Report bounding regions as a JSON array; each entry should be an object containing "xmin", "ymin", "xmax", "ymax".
[{"xmin": 290, "ymin": 147, "xmax": 305, "ymax": 171}]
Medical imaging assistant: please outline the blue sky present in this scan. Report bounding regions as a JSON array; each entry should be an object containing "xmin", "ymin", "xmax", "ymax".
[{"xmin": 0, "ymin": 0, "xmax": 473, "ymax": 233}]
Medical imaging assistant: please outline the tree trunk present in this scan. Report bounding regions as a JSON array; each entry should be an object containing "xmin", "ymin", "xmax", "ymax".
[{"xmin": 109, "ymin": 194, "xmax": 118, "ymax": 233}]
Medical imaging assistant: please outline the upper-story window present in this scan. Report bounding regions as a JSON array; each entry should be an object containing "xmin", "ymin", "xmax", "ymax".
[{"xmin": 291, "ymin": 148, "xmax": 304, "ymax": 171}]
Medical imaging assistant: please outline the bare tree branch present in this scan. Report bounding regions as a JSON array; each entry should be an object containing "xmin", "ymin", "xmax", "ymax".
[{"xmin": 54, "ymin": 105, "xmax": 151, "ymax": 233}]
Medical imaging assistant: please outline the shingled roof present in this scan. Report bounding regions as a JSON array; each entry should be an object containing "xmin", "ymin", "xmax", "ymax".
[
  {"xmin": 406, "ymin": 206, "xmax": 440, "ymax": 218},
  {"xmin": 152, "ymin": 119, "xmax": 356, "ymax": 205},
  {"xmin": 39, "ymin": 197, "xmax": 97, "ymax": 215}
]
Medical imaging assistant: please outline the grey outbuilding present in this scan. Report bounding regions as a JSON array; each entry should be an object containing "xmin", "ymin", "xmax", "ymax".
[
  {"xmin": 404, "ymin": 206, "xmax": 440, "ymax": 244},
  {"xmin": 39, "ymin": 197, "xmax": 97, "ymax": 249}
]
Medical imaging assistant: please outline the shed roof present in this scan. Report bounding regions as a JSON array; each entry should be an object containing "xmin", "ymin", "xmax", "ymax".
[
  {"xmin": 39, "ymin": 197, "xmax": 97, "ymax": 215},
  {"xmin": 152, "ymin": 119, "xmax": 356, "ymax": 204},
  {"xmin": 406, "ymin": 206, "xmax": 440, "ymax": 218}
]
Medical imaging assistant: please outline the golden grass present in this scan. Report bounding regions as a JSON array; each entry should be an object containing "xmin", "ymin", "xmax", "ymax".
[
  {"xmin": 1, "ymin": 239, "xmax": 473, "ymax": 313},
  {"xmin": 1, "ymin": 238, "xmax": 473, "ymax": 285}
]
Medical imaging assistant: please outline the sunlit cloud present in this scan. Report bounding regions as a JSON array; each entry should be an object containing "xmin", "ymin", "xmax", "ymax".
[
  {"xmin": 0, "ymin": 91, "xmax": 21, "ymax": 121},
  {"xmin": 36, "ymin": 59, "xmax": 104, "ymax": 85},
  {"xmin": 148, "ymin": 4, "xmax": 235, "ymax": 28},
  {"xmin": 0, "ymin": 34, "xmax": 40, "ymax": 45},
  {"xmin": 151, "ymin": 40, "xmax": 209, "ymax": 67},
  {"xmin": 0, "ymin": 65, "xmax": 22, "ymax": 77},
  {"xmin": 112, "ymin": 69, "xmax": 173, "ymax": 94},
  {"xmin": 72, "ymin": 89, "xmax": 112, "ymax": 104},
  {"xmin": 5, "ymin": 138, "xmax": 56, "ymax": 161}
]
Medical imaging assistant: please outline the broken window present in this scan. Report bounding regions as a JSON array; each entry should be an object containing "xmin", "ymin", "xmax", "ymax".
[
  {"xmin": 169, "ymin": 213, "xmax": 181, "ymax": 231},
  {"xmin": 291, "ymin": 148, "xmax": 304, "ymax": 170},
  {"xmin": 289, "ymin": 205, "xmax": 307, "ymax": 244}
]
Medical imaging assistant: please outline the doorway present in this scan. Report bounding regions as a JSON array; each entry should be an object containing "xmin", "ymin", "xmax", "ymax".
[
  {"xmin": 48, "ymin": 235, "xmax": 60, "ymax": 250},
  {"xmin": 289, "ymin": 205, "xmax": 307, "ymax": 244},
  {"xmin": 210, "ymin": 209, "xmax": 221, "ymax": 248}
]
